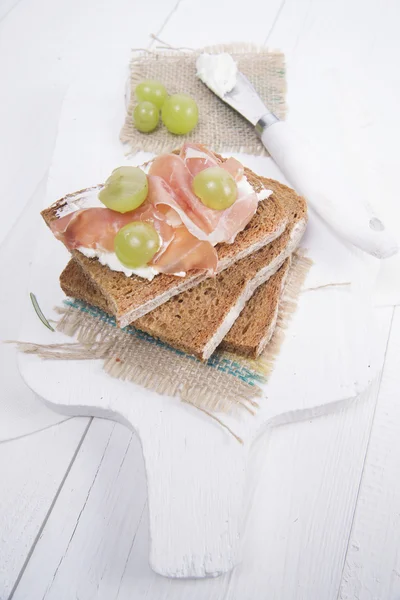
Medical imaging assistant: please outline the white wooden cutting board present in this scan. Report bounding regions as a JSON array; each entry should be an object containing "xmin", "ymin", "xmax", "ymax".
[{"xmin": 17, "ymin": 67, "xmax": 385, "ymax": 579}]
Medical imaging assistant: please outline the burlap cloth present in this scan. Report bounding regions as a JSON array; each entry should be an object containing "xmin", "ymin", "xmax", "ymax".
[
  {"xmin": 16, "ymin": 255, "xmax": 311, "ymax": 442},
  {"xmin": 120, "ymin": 44, "xmax": 286, "ymax": 155}
]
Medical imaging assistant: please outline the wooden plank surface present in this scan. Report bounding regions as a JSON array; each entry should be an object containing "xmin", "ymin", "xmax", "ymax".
[
  {"xmin": 0, "ymin": 418, "xmax": 90, "ymax": 599},
  {"xmin": 340, "ymin": 308, "xmax": 400, "ymax": 600},
  {"xmin": 0, "ymin": 0, "xmax": 399, "ymax": 597},
  {"xmin": 11, "ymin": 419, "xmax": 148, "ymax": 600}
]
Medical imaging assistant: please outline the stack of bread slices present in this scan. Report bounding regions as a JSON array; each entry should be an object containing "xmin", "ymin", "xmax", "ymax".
[{"xmin": 42, "ymin": 157, "xmax": 307, "ymax": 361}]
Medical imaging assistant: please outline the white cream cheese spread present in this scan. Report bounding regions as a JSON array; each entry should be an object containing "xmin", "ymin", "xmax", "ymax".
[
  {"xmin": 77, "ymin": 246, "xmax": 160, "ymax": 280},
  {"xmin": 196, "ymin": 53, "xmax": 238, "ymax": 96}
]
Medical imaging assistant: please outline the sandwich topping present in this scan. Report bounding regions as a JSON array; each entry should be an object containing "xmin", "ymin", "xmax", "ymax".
[
  {"xmin": 51, "ymin": 143, "xmax": 272, "ymax": 280},
  {"xmin": 148, "ymin": 144, "xmax": 259, "ymax": 245}
]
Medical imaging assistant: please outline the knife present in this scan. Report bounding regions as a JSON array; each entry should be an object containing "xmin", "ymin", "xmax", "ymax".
[{"xmin": 199, "ymin": 69, "xmax": 398, "ymax": 259}]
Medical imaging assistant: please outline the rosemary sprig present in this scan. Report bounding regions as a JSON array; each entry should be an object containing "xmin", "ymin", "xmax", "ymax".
[{"xmin": 30, "ymin": 292, "xmax": 55, "ymax": 332}]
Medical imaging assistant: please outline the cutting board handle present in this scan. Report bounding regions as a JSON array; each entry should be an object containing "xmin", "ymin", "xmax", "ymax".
[{"xmin": 138, "ymin": 415, "xmax": 249, "ymax": 578}]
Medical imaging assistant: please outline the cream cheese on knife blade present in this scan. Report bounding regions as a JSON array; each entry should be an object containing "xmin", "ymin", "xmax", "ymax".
[{"xmin": 196, "ymin": 53, "xmax": 238, "ymax": 96}]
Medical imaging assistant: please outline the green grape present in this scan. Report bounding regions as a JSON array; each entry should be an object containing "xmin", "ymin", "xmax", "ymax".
[
  {"xmin": 192, "ymin": 167, "xmax": 237, "ymax": 210},
  {"xmin": 161, "ymin": 94, "xmax": 198, "ymax": 135},
  {"xmin": 133, "ymin": 101, "xmax": 159, "ymax": 133},
  {"xmin": 99, "ymin": 166, "xmax": 148, "ymax": 213},
  {"xmin": 115, "ymin": 222, "xmax": 160, "ymax": 269},
  {"xmin": 135, "ymin": 80, "xmax": 167, "ymax": 109}
]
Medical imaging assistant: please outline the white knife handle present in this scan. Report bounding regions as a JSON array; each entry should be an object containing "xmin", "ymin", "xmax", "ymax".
[{"xmin": 259, "ymin": 119, "xmax": 398, "ymax": 259}]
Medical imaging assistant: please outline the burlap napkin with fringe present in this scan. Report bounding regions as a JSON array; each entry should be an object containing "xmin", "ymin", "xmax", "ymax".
[
  {"xmin": 121, "ymin": 43, "xmax": 286, "ymax": 156},
  {"xmin": 17, "ymin": 255, "xmax": 311, "ymax": 442}
]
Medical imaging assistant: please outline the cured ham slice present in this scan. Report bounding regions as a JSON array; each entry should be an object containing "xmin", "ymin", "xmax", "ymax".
[
  {"xmin": 149, "ymin": 153, "xmax": 216, "ymax": 233},
  {"xmin": 180, "ymin": 143, "xmax": 219, "ymax": 177},
  {"xmin": 51, "ymin": 201, "xmax": 218, "ymax": 275},
  {"xmin": 180, "ymin": 144, "xmax": 244, "ymax": 181},
  {"xmin": 220, "ymin": 157, "xmax": 244, "ymax": 181},
  {"xmin": 50, "ymin": 143, "xmax": 263, "ymax": 277},
  {"xmin": 153, "ymin": 226, "xmax": 218, "ymax": 275},
  {"xmin": 148, "ymin": 143, "xmax": 258, "ymax": 244},
  {"xmin": 51, "ymin": 204, "xmax": 174, "ymax": 254}
]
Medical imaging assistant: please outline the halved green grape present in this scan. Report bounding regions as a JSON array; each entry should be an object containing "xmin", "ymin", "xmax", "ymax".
[
  {"xmin": 135, "ymin": 80, "xmax": 167, "ymax": 109},
  {"xmin": 99, "ymin": 166, "xmax": 148, "ymax": 213},
  {"xmin": 114, "ymin": 221, "xmax": 160, "ymax": 269},
  {"xmin": 161, "ymin": 94, "xmax": 198, "ymax": 135},
  {"xmin": 192, "ymin": 167, "xmax": 237, "ymax": 210},
  {"xmin": 133, "ymin": 101, "xmax": 159, "ymax": 133}
]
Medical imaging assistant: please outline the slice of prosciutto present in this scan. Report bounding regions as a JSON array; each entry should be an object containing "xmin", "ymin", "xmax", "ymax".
[
  {"xmin": 50, "ymin": 201, "xmax": 218, "ymax": 276},
  {"xmin": 49, "ymin": 143, "xmax": 261, "ymax": 277},
  {"xmin": 182, "ymin": 143, "xmax": 244, "ymax": 180},
  {"xmin": 147, "ymin": 143, "xmax": 258, "ymax": 244},
  {"xmin": 51, "ymin": 204, "xmax": 174, "ymax": 254},
  {"xmin": 154, "ymin": 226, "xmax": 218, "ymax": 275}
]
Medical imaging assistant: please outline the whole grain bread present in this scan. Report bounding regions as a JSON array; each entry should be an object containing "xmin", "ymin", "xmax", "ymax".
[
  {"xmin": 61, "ymin": 259, "xmax": 116, "ymax": 315},
  {"xmin": 60, "ymin": 181, "xmax": 307, "ymax": 360},
  {"xmin": 42, "ymin": 166, "xmax": 287, "ymax": 327},
  {"xmin": 220, "ymin": 258, "xmax": 291, "ymax": 358},
  {"xmin": 61, "ymin": 256, "xmax": 290, "ymax": 359}
]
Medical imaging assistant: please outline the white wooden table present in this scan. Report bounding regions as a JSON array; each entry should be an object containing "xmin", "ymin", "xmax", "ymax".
[{"xmin": 1, "ymin": 0, "xmax": 400, "ymax": 598}]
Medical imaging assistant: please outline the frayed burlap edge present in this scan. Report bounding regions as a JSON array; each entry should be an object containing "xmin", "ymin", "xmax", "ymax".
[
  {"xmin": 13, "ymin": 254, "xmax": 311, "ymax": 442},
  {"xmin": 120, "ymin": 43, "xmax": 286, "ymax": 156}
]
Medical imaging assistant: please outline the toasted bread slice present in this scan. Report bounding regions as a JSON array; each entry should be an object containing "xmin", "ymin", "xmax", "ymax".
[
  {"xmin": 61, "ymin": 259, "xmax": 117, "ymax": 316},
  {"xmin": 220, "ymin": 258, "xmax": 291, "ymax": 358},
  {"xmin": 42, "ymin": 167, "xmax": 288, "ymax": 327},
  {"xmin": 60, "ymin": 181, "xmax": 307, "ymax": 360},
  {"xmin": 60, "ymin": 257, "xmax": 290, "ymax": 359}
]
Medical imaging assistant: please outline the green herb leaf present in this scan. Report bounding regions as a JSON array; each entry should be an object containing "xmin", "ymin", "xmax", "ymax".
[{"xmin": 30, "ymin": 293, "xmax": 55, "ymax": 332}]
